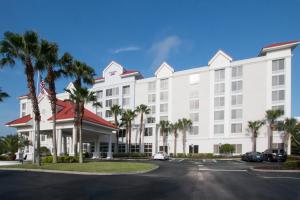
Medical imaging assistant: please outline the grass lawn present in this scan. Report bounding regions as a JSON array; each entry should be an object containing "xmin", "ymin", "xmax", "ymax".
[{"xmin": 0, "ymin": 162, "xmax": 157, "ymax": 174}]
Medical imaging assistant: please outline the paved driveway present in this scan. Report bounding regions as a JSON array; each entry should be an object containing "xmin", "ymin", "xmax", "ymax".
[{"xmin": 0, "ymin": 159, "xmax": 299, "ymax": 200}]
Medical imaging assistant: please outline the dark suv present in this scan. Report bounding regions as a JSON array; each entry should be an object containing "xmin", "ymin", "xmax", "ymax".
[
  {"xmin": 262, "ymin": 149, "xmax": 287, "ymax": 162},
  {"xmin": 241, "ymin": 152, "xmax": 263, "ymax": 162}
]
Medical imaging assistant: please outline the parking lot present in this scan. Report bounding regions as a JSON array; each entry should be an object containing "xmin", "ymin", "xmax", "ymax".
[{"xmin": 0, "ymin": 159, "xmax": 299, "ymax": 200}]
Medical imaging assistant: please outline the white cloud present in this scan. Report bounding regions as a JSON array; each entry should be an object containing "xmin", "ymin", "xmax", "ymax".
[
  {"xmin": 149, "ymin": 35, "xmax": 182, "ymax": 68},
  {"xmin": 113, "ymin": 46, "xmax": 141, "ymax": 54}
]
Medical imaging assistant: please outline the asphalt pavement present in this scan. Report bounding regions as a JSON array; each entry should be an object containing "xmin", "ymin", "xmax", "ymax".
[{"xmin": 0, "ymin": 159, "xmax": 299, "ymax": 200}]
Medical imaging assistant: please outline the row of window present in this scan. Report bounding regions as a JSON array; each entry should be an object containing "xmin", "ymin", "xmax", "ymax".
[
  {"xmin": 214, "ymin": 123, "xmax": 243, "ymax": 134},
  {"xmin": 96, "ymin": 85, "xmax": 130, "ymax": 99},
  {"xmin": 214, "ymin": 95, "xmax": 243, "ymax": 107},
  {"xmin": 215, "ymin": 66, "xmax": 243, "ymax": 83},
  {"xmin": 147, "ymin": 79, "xmax": 169, "ymax": 91}
]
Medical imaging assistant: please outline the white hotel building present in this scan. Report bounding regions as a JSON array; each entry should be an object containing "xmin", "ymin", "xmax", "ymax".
[{"xmin": 6, "ymin": 40, "xmax": 299, "ymax": 158}]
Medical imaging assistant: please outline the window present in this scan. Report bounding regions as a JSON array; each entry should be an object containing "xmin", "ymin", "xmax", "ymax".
[
  {"xmin": 144, "ymin": 127, "xmax": 153, "ymax": 136},
  {"xmin": 214, "ymin": 124, "xmax": 224, "ymax": 134},
  {"xmin": 149, "ymin": 105, "xmax": 155, "ymax": 114},
  {"xmin": 118, "ymin": 144, "xmax": 126, "ymax": 153},
  {"xmin": 272, "ymin": 90, "xmax": 285, "ymax": 101},
  {"xmin": 189, "ymin": 74, "xmax": 200, "ymax": 84},
  {"xmin": 122, "ymin": 85, "xmax": 130, "ymax": 95},
  {"xmin": 232, "ymin": 95, "xmax": 243, "ymax": 106},
  {"xmin": 105, "ymin": 110, "xmax": 112, "ymax": 118},
  {"xmin": 41, "ymin": 135, "xmax": 46, "ymax": 142},
  {"xmin": 160, "ymin": 103, "xmax": 168, "ymax": 113},
  {"xmin": 147, "ymin": 117, "xmax": 155, "ymax": 124},
  {"xmin": 144, "ymin": 143, "xmax": 153, "ymax": 156},
  {"xmin": 215, "ymin": 83, "xmax": 225, "ymax": 95},
  {"xmin": 189, "ymin": 145, "xmax": 199, "ymax": 153},
  {"xmin": 272, "ymin": 105, "xmax": 284, "ymax": 114},
  {"xmin": 214, "ymin": 97, "xmax": 225, "ymax": 107},
  {"xmin": 190, "ymin": 113, "xmax": 199, "ymax": 122},
  {"xmin": 231, "ymin": 109, "xmax": 243, "ymax": 119},
  {"xmin": 214, "ymin": 110, "xmax": 224, "ymax": 120},
  {"xmin": 160, "ymin": 78, "xmax": 168, "ymax": 90},
  {"xmin": 232, "ymin": 80, "xmax": 243, "ymax": 92},
  {"xmin": 189, "ymin": 100, "xmax": 199, "ymax": 110},
  {"xmin": 21, "ymin": 103, "xmax": 26, "ymax": 117},
  {"xmin": 105, "ymin": 99, "xmax": 119, "ymax": 107},
  {"xmin": 118, "ymin": 129, "xmax": 126, "ymax": 137},
  {"xmin": 130, "ymin": 144, "xmax": 140, "ymax": 153},
  {"xmin": 160, "ymin": 91, "xmax": 168, "ymax": 101},
  {"xmin": 272, "ymin": 75, "xmax": 285, "ymax": 86},
  {"xmin": 148, "ymin": 81, "xmax": 156, "ymax": 91},
  {"xmin": 148, "ymin": 94, "xmax": 156, "ymax": 103},
  {"xmin": 232, "ymin": 66, "xmax": 243, "ymax": 78},
  {"xmin": 96, "ymin": 111, "xmax": 102, "ymax": 117},
  {"xmin": 213, "ymin": 144, "xmax": 220, "ymax": 154},
  {"xmin": 231, "ymin": 123, "xmax": 243, "ymax": 133},
  {"xmin": 234, "ymin": 144, "xmax": 242, "ymax": 154},
  {"xmin": 189, "ymin": 89, "xmax": 199, "ymax": 98},
  {"xmin": 190, "ymin": 126, "xmax": 199, "ymax": 135},
  {"xmin": 106, "ymin": 87, "xmax": 119, "ymax": 97},
  {"xmin": 122, "ymin": 98, "xmax": 130, "ymax": 107},
  {"xmin": 272, "ymin": 143, "xmax": 284, "ymax": 149},
  {"xmin": 215, "ymin": 69, "xmax": 225, "ymax": 82},
  {"xmin": 159, "ymin": 146, "xmax": 168, "ymax": 153},
  {"xmin": 160, "ymin": 116, "xmax": 168, "ymax": 121},
  {"xmin": 272, "ymin": 59, "xmax": 285, "ymax": 72},
  {"xmin": 96, "ymin": 90, "xmax": 103, "ymax": 99}
]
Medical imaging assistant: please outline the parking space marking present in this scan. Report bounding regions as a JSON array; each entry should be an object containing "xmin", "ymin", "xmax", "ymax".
[
  {"xmin": 178, "ymin": 159, "xmax": 184, "ymax": 162},
  {"xmin": 261, "ymin": 176, "xmax": 300, "ymax": 180}
]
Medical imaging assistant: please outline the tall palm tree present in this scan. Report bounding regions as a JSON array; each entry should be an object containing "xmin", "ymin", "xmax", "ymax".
[
  {"xmin": 0, "ymin": 31, "xmax": 42, "ymax": 165},
  {"xmin": 109, "ymin": 105, "xmax": 122, "ymax": 152},
  {"xmin": 61, "ymin": 53, "xmax": 95, "ymax": 155},
  {"xmin": 265, "ymin": 109, "xmax": 284, "ymax": 150},
  {"xmin": 248, "ymin": 120, "xmax": 265, "ymax": 152},
  {"xmin": 159, "ymin": 120, "xmax": 170, "ymax": 153},
  {"xmin": 35, "ymin": 40, "xmax": 63, "ymax": 163},
  {"xmin": 0, "ymin": 88, "xmax": 9, "ymax": 102},
  {"xmin": 121, "ymin": 109, "xmax": 136, "ymax": 153},
  {"xmin": 282, "ymin": 118, "xmax": 300, "ymax": 151},
  {"xmin": 178, "ymin": 118, "xmax": 192, "ymax": 154},
  {"xmin": 65, "ymin": 86, "xmax": 100, "ymax": 163},
  {"xmin": 169, "ymin": 122, "xmax": 180, "ymax": 156},
  {"xmin": 135, "ymin": 104, "xmax": 150, "ymax": 153}
]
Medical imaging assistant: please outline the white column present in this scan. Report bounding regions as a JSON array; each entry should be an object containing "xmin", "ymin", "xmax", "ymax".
[
  {"xmin": 107, "ymin": 134, "xmax": 113, "ymax": 159},
  {"xmin": 93, "ymin": 136, "xmax": 101, "ymax": 159},
  {"xmin": 71, "ymin": 127, "xmax": 76, "ymax": 156},
  {"xmin": 57, "ymin": 129, "xmax": 62, "ymax": 156}
]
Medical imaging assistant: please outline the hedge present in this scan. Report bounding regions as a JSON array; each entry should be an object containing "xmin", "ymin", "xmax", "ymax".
[
  {"xmin": 113, "ymin": 153, "xmax": 148, "ymax": 158},
  {"xmin": 42, "ymin": 155, "xmax": 79, "ymax": 163},
  {"xmin": 283, "ymin": 160, "xmax": 300, "ymax": 169}
]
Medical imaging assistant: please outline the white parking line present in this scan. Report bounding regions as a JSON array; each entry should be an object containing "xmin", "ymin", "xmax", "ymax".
[
  {"xmin": 262, "ymin": 176, "xmax": 300, "ymax": 180},
  {"xmin": 178, "ymin": 159, "xmax": 184, "ymax": 162},
  {"xmin": 198, "ymin": 165, "xmax": 204, "ymax": 167},
  {"xmin": 198, "ymin": 168, "xmax": 247, "ymax": 172}
]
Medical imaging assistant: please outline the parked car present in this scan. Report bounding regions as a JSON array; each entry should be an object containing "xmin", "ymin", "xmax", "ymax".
[
  {"xmin": 153, "ymin": 151, "xmax": 169, "ymax": 160},
  {"xmin": 241, "ymin": 152, "xmax": 263, "ymax": 162},
  {"xmin": 262, "ymin": 149, "xmax": 287, "ymax": 162}
]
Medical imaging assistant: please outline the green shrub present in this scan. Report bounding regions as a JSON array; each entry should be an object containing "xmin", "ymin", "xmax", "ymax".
[
  {"xmin": 176, "ymin": 153, "xmax": 187, "ymax": 158},
  {"xmin": 283, "ymin": 161, "xmax": 300, "ymax": 169},
  {"xmin": 40, "ymin": 146, "xmax": 51, "ymax": 156},
  {"xmin": 42, "ymin": 156, "xmax": 53, "ymax": 163},
  {"xmin": 0, "ymin": 155, "xmax": 9, "ymax": 161},
  {"xmin": 42, "ymin": 155, "xmax": 79, "ymax": 163},
  {"xmin": 219, "ymin": 144, "xmax": 235, "ymax": 154},
  {"xmin": 175, "ymin": 153, "xmax": 214, "ymax": 159},
  {"xmin": 287, "ymin": 155, "xmax": 300, "ymax": 161}
]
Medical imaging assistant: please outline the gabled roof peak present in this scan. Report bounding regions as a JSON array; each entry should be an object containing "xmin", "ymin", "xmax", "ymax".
[
  {"xmin": 155, "ymin": 62, "xmax": 175, "ymax": 77},
  {"xmin": 208, "ymin": 50, "xmax": 233, "ymax": 66}
]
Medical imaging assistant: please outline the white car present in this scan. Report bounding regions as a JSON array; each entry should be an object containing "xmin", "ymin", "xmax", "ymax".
[{"xmin": 153, "ymin": 151, "xmax": 169, "ymax": 160}]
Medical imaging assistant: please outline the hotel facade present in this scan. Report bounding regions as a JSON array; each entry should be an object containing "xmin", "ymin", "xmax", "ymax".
[{"xmin": 7, "ymin": 41, "xmax": 299, "ymax": 159}]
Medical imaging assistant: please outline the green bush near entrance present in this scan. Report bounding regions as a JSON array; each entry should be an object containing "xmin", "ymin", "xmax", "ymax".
[
  {"xmin": 42, "ymin": 155, "xmax": 79, "ymax": 163},
  {"xmin": 113, "ymin": 153, "xmax": 149, "ymax": 158},
  {"xmin": 219, "ymin": 144, "xmax": 235, "ymax": 154}
]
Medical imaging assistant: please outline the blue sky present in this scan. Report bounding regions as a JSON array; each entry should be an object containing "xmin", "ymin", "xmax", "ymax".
[{"xmin": 0, "ymin": 0, "xmax": 300, "ymax": 135}]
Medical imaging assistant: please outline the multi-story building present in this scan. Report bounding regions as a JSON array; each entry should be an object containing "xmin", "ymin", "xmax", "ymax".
[{"xmin": 7, "ymin": 40, "xmax": 299, "ymax": 159}]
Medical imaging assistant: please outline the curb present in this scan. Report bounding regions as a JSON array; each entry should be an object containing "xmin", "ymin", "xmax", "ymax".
[
  {"xmin": 250, "ymin": 167, "xmax": 300, "ymax": 173},
  {"xmin": 0, "ymin": 165, "xmax": 159, "ymax": 176}
]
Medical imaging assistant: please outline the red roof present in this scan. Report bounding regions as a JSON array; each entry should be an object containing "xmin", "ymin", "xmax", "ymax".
[
  {"xmin": 95, "ymin": 70, "xmax": 139, "ymax": 81},
  {"xmin": 6, "ymin": 115, "xmax": 32, "ymax": 126},
  {"xmin": 263, "ymin": 40, "xmax": 300, "ymax": 49},
  {"xmin": 49, "ymin": 99, "xmax": 117, "ymax": 129}
]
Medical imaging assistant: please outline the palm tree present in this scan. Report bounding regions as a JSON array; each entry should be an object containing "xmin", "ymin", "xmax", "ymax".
[
  {"xmin": 178, "ymin": 118, "xmax": 192, "ymax": 154},
  {"xmin": 65, "ymin": 86, "xmax": 100, "ymax": 163},
  {"xmin": 35, "ymin": 40, "xmax": 63, "ymax": 163},
  {"xmin": 0, "ymin": 88, "xmax": 9, "ymax": 102},
  {"xmin": 265, "ymin": 109, "xmax": 284, "ymax": 150},
  {"xmin": 121, "ymin": 109, "xmax": 136, "ymax": 153},
  {"xmin": 169, "ymin": 122, "xmax": 180, "ymax": 156},
  {"xmin": 282, "ymin": 118, "xmax": 300, "ymax": 151},
  {"xmin": 109, "ymin": 105, "xmax": 122, "ymax": 152},
  {"xmin": 0, "ymin": 31, "xmax": 42, "ymax": 165},
  {"xmin": 135, "ymin": 104, "xmax": 150, "ymax": 153},
  {"xmin": 61, "ymin": 53, "xmax": 95, "ymax": 155},
  {"xmin": 159, "ymin": 120, "xmax": 170, "ymax": 153},
  {"xmin": 248, "ymin": 120, "xmax": 265, "ymax": 152}
]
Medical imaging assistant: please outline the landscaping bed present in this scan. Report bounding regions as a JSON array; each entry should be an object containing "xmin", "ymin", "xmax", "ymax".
[
  {"xmin": 0, "ymin": 161, "xmax": 158, "ymax": 174},
  {"xmin": 253, "ymin": 156, "xmax": 300, "ymax": 170}
]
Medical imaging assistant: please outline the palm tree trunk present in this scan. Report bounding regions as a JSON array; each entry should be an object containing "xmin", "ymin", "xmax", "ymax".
[
  {"xmin": 79, "ymin": 120, "xmax": 83, "ymax": 163},
  {"xmin": 252, "ymin": 135, "xmax": 257, "ymax": 152},
  {"xmin": 139, "ymin": 114, "xmax": 143, "ymax": 153},
  {"xmin": 174, "ymin": 130, "xmax": 177, "ymax": 156},
  {"xmin": 125, "ymin": 124, "xmax": 129, "ymax": 153},
  {"xmin": 183, "ymin": 130, "xmax": 186, "ymax": 154},
  {"xmin": 52, "ymin": 111, "xmax": 57, "ymax": 163},
  {"xmin": 129, "ymin": 121, "xmax": 132, "ymax": 153},
  {"xmin": 25, "ymin": 59, "xmax": 41, "ymax": 166},
  {"xmin": 269, "ymin": 125, "xmax": 273, "ymax": 150},
  {"xmin": 114, "ymin": 115, "xmax": 118, "ymax": 153}
]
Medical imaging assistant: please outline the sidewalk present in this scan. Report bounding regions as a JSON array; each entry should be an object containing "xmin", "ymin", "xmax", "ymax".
[{"xmin": 0, "ymin": 161, "xmax": 21, "ymax": 166}]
